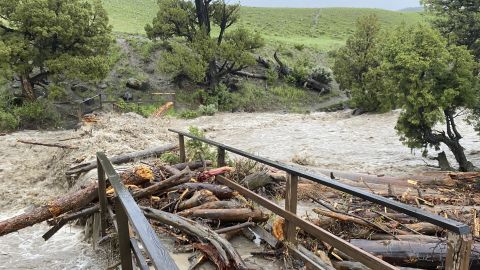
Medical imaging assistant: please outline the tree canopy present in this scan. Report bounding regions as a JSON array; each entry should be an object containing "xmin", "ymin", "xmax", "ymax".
[
  {"xmin": 382, "ymin": 25, "xmax": 478, "ymax": 171},
  {"xmin": 146, "ymin": 0, "xmax": 263, "ymax": 89},
  {"xmin": 0, "ymin": 0, "xmax": 112, "ymax": 100},
  {"xmin": 333, "ymin": 14, "xmax": 389, "ymax": 112},
  {"xmin": 422, "ymin": 0, "xmax": 480, "ymax": 60},
  {"xmin": 335, "ymin": 17, "xmax": 479, "ymax": 171}
]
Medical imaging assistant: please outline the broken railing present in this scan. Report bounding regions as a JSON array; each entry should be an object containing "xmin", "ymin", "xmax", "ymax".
[
  {"xmin": 96, "ymin": 152, "xmax": 179, "ymax": 270},
  {"xmin": 170, "ymin": 128, "xmax": 473, "ymax": 270}
]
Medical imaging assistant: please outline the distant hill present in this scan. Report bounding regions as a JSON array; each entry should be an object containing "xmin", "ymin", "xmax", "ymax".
[
  {"xmin": 101, "ymin": 0, "xmax": 424, "ymax": 50},
  {"xmin": 399, "ymin": 7, "xmax": 424, "ymax": 12}
]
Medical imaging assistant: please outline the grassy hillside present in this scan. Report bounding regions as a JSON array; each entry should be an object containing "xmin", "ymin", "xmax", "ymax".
[{"xmin": 101, "ymin": 0, "xmax": 425, "ymax": 51}]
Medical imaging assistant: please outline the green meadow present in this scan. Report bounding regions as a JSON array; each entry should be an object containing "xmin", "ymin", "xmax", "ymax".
[{"xmin": 101, "ymin": 0, "xmax": 425, "ymax": 51}]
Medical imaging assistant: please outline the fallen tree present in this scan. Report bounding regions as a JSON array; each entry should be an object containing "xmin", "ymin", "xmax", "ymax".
[{"xmin": 66, "ymin": 144, "xmax": 177, "ymax": 175}]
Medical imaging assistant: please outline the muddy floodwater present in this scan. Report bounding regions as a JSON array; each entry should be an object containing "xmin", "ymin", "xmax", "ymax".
[{"xmin": 1, "ymin": 110, "xmax": 479, "ymax": 269}]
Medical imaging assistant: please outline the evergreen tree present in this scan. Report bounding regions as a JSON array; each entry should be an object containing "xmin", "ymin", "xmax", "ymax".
[{"xmin": 0, "ymin": 0, "xmax": 112, "ymax": 100}]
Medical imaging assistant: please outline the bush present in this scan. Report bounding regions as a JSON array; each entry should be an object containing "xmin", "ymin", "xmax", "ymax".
[
  {"xmin": 160, "ymin": 152, "xmax": 180, "ymax": 165},
  {"xmin": 0, "ymin": 111, "xmax": 18, "ymax": 131},
  {"xmin": 13, "ymin": 100, "xmax": 61, "ymax": 129},
  {"xmin": 311, "ymin": 67, "xmax": 333, "ymax": 85},
  {"xmin": 48, "ymin": 85, "xmax": 68, "ymax": 101},
  {"xmin": 185, "ymin": 126, "xmax": 217, "ymax": 163},
  {"xmin": 198, "ymin": 104, "xmax": 218, "ymax": 116},
  {"xmin": 179, "ymin": 110, "xmax": 199, "ymax": 119}
]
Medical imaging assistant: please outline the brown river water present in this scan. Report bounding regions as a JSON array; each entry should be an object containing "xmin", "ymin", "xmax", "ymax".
[{"xmin": 0, "ymin": 110, "xmax": 478, "ymax": 269}]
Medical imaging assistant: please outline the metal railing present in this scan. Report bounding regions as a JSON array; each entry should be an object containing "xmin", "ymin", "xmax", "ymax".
[
  {"xmin": 96, "ymin": 152, "xmax": 178, "ymax": 270},
  {"xmin": 169, "ymin": 128, "xmax": 473, "ymax": 270}
]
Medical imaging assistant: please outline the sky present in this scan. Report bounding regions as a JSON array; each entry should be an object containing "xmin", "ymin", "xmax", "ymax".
[{"xmin": 238, "ymin": 0, "xmax": 422, "ymax": 10}]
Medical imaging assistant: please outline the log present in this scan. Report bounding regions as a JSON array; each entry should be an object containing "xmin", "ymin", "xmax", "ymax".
[
  {"xmin": 313, "ymin": 208, "xmax": 394, "ymax": 235},
  {"xmin": 296, "ymin": 244, "xmax": 336, "ymax": 270},
  {"xmin": 350, "ymin": 239, "xmax": 480, "ymax": 269},
  {"xmin": 178, "ymin": 201, "xmax": 243, "ymax": 217},
  {"xmin": 256, "ymin": 56, "xmax": 271, "ymax": 68},
  {"xmin": 250, "ymin": 225, "xmax": 281, "ymax": 249},
  {"xmin": 333, "ymin": 261, "xmax": 429, "ymax": 270},
  {"xmin": 403, "ymin": 222, "xmax": 442, "ymax": 235},
  {"xmin": 133, "ymin": 170, "xmax": 190, "ymax": 198},
  {"xmin": 173, "ymin": 160, "xmax": 213, "ymax": 171},
  {"xmin": 168, "ymin": 183, "xmax": 237, "ymax": 199},
  {"xmin": 241, "ymin": 171, "xmax": 281, "ymax": 190},
  {"xmin": 214, "ymin": 222, "xmax": 255, "ymax": 234},
  {"xmin": 369, "ymin": 234, "xmax": 444, "ymax": 243},
  {"xmin": 316, "ymin": 168, "xmax": 480, "ymax": 187},
  {"xmin": 17, "ymin": 139, "xmax": 78, "ymax": 149},
  {"xmin": 177, "ymin": 190, "xmax": 219, "ymax": 211},
  {"xmin": 0, "ymin": 167, "xmax": 152, "ymax": 236},
  {"xmin": 177, "ymin": 208, "xmax": 269, "ymax": 223},
  {"xmin": 233, "ymin": 70, "xmax": 267, "ymax": 80},
  {"xmin": 43, "ymin": 204, "xmax": 100, "ymax": 240},
  {"xmin": 0, "ymin": 184, "xmax": 98, "ymax": 236},
  {"xmin": 66, "ymin": 144, "xmax": 177, "ymax": 175},
  {"xmin": 142, "ymin": 207, "xmax": 248, "ymax": 270},
  {"xmin": 193, "ymin": 243, "xmax": 228, "ymax": 270}
]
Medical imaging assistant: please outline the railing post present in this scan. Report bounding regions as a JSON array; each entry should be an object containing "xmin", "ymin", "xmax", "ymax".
[
  {"xmin": 446, "ymin": 232, "xmax": 472, "ymax": 270},
  {"xmin": 115, "ymin": 197, "xmax": 133, "ymax": 270},
  {"xmin": 97, "ymin": 154, "xmax": 108, "ymax": 237},
  {"xmin": 179, "ymin": 134, "xmax": 186, "ymax": 163},
  {"xmin": 285, "ymin": 173, "xmax": 299, "ymax": 244},
  {"xmin": 217, "ymin": 147, "xmax": 226, "ymax": 167}
]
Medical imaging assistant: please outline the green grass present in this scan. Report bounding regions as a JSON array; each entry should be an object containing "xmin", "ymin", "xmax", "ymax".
[{"xmin": 101, "ymin": 0, "xmax": 425, "ymax": 50}]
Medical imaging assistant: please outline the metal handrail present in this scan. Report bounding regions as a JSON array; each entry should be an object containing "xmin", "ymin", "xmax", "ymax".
[
  {"xmin": 168, "ymin": 128, "xmax": 470, "ymax": 235},
  {"xmin": 96, "ymin": 152, "xmax": 178, "ymax": 270}
]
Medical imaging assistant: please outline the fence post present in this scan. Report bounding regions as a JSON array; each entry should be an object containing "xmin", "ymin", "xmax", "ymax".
[
  {"xmin": 217, "ymin": 147, "xmax": 226, "ymax": 167},
  {"xmin": 285, "ymin": 173, "xmax": 299, "ymax": 244},
  {"xmin": 115, "ymin": 197, "xmax": 133, "ymax": 270},
  {"xmin": 445, "ymin": 232, "xmax": 472, "ymax": 270},
  {"xmin": 179, "ymin": 134, "xmax": 186, "ymax": 163},
  {"xmin": 97, "ymin": 154, "xmax": 108, "ymax": 237}
]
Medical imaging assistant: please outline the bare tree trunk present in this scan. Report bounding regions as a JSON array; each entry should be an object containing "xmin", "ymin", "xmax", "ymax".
[{"xmin": 20, "ymin": 74, "xmax": 35, "ymax": 101}]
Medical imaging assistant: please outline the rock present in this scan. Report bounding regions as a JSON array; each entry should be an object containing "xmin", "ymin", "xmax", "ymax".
[
  {"xmin": 34, "ymin": 85, "xmax": 46, "ymax": 98},
  {"xmin": 145, "ymin": 67, "xmax": 155, "ymax": 74},
  {"xmin": 97, "ymin": 83, "xmax": 108, "ymax": 90},
  {"xmin": 12, "ymin": 87, "xmax": 23, "ymax": 97},
  {"xmin": 352, "ymin": 108, "xmax": 366, "ymax": 116},
  {"xmin": 71, "ymin": 83, "xmax": 90, "ymax": 92},
  {"xmin": 11, "ymin": 81, "xmax": 21, "ymax": 89},
  {"xmin": 126, "ymin": 78, "xmax": 150, "ymax": 91},
  {"xmin": 122, "ymin": 91, "xmax": 133, "ymax": 101}
]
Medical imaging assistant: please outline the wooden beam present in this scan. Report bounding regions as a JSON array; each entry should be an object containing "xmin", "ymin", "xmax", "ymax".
[
  {"xmin": 179, "ymin": 134, "xmax": 186, "ymax": 163},
  {"xmin": 285, "ymin": 173, "xmax": 299, "ymax": 244},
  {"xmin": 445, "ymin": 232, "xmax": 473, "ymax": 270},
  {"xmin": 216, "ymin": 175, "xmax": 398, "ymax": 270}
]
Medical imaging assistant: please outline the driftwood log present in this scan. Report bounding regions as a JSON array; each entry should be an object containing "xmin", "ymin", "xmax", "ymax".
[
  {"xmin": 350, "ymin": 239, "xmax": 480, "ymax": 269},
  {"xmin": 177, "ymin": 190, "xmax": 219, "ymax": 211},
  {"xmin": 142, "ymin": 207, "xmax": 248, "ymax": 270},
  {"xmin": 17, "ymin": 139, "xmax": 79, "ymax": 149},
  {"xmin": 66, "ymin": 144, "xmax": 177, "ymax": 175},
  {"xmin": 178, "ymin": 201, "xmax": 243, "ymax": 217},
  {"xmin": 169, "ymin": 183, "xmax": 237, "ymax": 200},
  {"xmin": 178, "ymin": 208, "xmax": 268, "ymax": 223}
]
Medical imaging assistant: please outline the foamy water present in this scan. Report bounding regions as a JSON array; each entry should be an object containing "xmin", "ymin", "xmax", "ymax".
[{"xmin": 0, "ymin": 210, "xmax": 104, "ymax": 269}]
